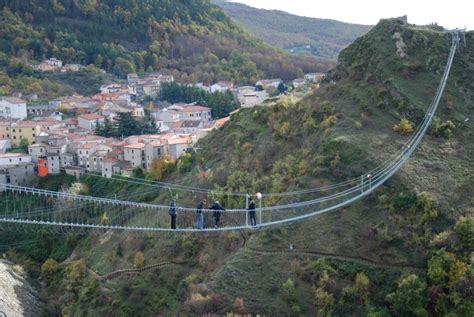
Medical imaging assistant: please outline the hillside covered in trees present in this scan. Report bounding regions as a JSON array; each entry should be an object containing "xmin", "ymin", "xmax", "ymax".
[
  {"xmin": 213, "ymin": 0, "xmax": 372, "ymax": 59},
  {"xmin": 0, "ymin": 0, "xmax": 334, "ymax": 99}
]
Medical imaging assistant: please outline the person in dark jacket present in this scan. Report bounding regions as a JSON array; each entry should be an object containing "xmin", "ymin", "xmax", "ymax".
[
  {"xmin": 169, "ymin": 199, "xmax": 177, "ymax": 229},
  {"xmin": 210, "ymin": 200, "xmax": 225, "ymax": 228},
  {"xmin": 195, "ymin": 199, "xmax": 206, "ymax": 229},
  {"xmin": 248, "ymin": 197, "xmax": 256, "ymax": 226}
]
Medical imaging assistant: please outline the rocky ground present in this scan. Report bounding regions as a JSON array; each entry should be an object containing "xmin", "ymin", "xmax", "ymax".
[{"xmin": 0, "ymin": 260, "xmax": 44, "ymax": 317}]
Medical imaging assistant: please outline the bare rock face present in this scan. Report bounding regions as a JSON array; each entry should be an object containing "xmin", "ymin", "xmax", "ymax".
[
  {"xmin": 392, "ymin": 32, "xmax": 408, "ymax": 58},
  {"xmin": 0, "ymin": 260, "xmax": 44, "ymax": 317}
]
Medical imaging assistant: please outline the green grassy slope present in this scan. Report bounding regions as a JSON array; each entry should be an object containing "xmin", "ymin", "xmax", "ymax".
[
  {"xmin": 21, "ymin": 18, "xmax": 474, "ymax": 315},
  {"xmin": 213, "ymin": 0, "xmax": 371, "ymax": 59}
]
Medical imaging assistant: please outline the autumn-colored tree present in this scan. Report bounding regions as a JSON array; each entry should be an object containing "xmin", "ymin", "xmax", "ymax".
[
  {"xmin": 355, "ymin": 272, "xmax": 370, "ymax": 304},
  {"xmin": 147, "ymin": 155, "xmax": 176, "ymax": 181},
  {"xmin": 393, "ymin": 118, "xmax": 415, "ymax": 135},
  {"xmin": 314, "ymin": 287, "xmax": 334, "ymax": 316},
  {"xmin": 134, "ymin": 251, "xmax": 145, "ymax": 268},
  {"xmin": 41, "ymin": 258, "xmax": 59, "ymax": 282}
]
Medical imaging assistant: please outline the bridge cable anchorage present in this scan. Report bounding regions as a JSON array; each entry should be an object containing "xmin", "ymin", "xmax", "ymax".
[{"xmin": 0, "ymin": 32, "xmax": 459, "ymax": 232}]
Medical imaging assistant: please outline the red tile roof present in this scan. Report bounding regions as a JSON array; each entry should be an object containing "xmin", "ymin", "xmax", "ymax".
[{"xmin": 79, "ymin": 113, "xmax": 104, "ymax": 121}]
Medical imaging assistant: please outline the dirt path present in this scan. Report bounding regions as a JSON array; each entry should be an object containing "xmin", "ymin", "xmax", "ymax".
[{"xmin": 244, "ymin": 246, "xmax": 425, "ymax": 272}]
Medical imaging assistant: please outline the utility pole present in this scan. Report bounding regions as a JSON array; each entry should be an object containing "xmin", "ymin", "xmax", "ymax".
[
  {"xmin": 256, "ymin": 192, "xmax": 263, "ymax": 225},
  {"xmin": 245, "ymin": 193, "xmax": 250, "ymax": 226}
]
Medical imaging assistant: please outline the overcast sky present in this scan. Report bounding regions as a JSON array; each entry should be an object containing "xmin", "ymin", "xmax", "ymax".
[{"xmin": 229, "ymin": 0, "xmax": 473, "ymax": 30}]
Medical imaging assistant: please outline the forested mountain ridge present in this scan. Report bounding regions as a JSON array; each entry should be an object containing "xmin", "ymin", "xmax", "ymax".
[
  {"xmin": 0, "ymin": 0, "xmax": 334, "ymax": 98},
  {"xmin": 213, "ymin": 0, "xmax": 372, "ymax": 59}
]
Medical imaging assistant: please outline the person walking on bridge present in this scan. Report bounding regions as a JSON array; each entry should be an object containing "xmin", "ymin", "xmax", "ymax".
[
  {"xmin": 168, "ymin": 199, "xmax": 177, "ymax": 230},
  {"xmin": 248, "ymin": 197, "xmax": 256, "ymax": 226},
  {"xmin": 195, "ymin": 199, "xmax": 206, "ymax": 229},
  {"xmin": 210, "ymin": 200, "xmax": 225, "ymax": 228}
]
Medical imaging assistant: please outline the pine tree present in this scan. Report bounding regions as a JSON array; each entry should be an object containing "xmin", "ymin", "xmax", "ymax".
[
  {"xmin": 113, "ymin": 112, "xmax": 141, "ymax": 138},
  {"xmin": 142, "ymin": 109, "xmax": 158, "ymax": 134}
]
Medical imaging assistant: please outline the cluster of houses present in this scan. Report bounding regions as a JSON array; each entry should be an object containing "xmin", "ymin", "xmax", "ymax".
[
  {"xmin": 0, "ymin": 97, "xmax": 224, "ymax": 187},
  {"xmin": 33, "ymin": 58, "xmax": 85, "ymax": 73},
  {"xmin": 0, "ymin": 60, "xmax": 326, "ymax": 187}
]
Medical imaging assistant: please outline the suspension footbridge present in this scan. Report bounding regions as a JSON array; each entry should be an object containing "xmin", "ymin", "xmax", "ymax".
[{"xmin": 0, "ymin": 31, "xmax": 463, "ymax": 233}]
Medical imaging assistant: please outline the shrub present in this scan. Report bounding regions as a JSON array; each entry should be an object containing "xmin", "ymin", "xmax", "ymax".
[
  {"xmin": 177, "ymin": 152, "xmax": 194, "ymax": 173},
  {"xmin": 232, "ymin": 297, "xmax": 246, "ymax": 314},
  {"xmin": 185, "ymin": 293, "xmax": 213, "ymax": 314},
  {"xmin": 453, "ymin": 217, "xmax": 474, "ymax": 253},
  {"xmin": 134, "ymin": 251, "xmax": 145, "ymax": 268},
  {"xmin": 393, "ymin": 118, "xmax": 414, "ymax": 135},
  {"xmin": 428, "ymin": 250, "xmax": 468, "ymax": 289},
  {"xmin": 386, "ymin": 274, "xmax": 427, "ymax": 317},
  {"xmin": 64, "ymin": 260, "xmax": 87, "ymax": 292},
  {"xmin": 321, "ymin": 115, "xmax": 337, "ymax": 129},
  {"xmin": 148, "ymin": 154, "xmax": 176, "ymax": 180},
  {"xmin": 19, "ymin": 137, "xmax": 29, "ymax": 152},
  {"xmin": 224, "ymin": 231, "xmax": 241, "ymax": 250},
  {"xmin": 69, "ymin": 182, "xmax": 89, "ymax": 195},
  {"xmin": 355, "ymin": 272, "xmax": 370, "ymax": 304},
  {"xmin": 314, "ymin": 287, "xmax": 334, "ymax": 316},
  {"xmin": 41, "ymin": 258, "xmax": 58, "ymax": 280},
  {"xmin": 429, "ymin": 117, "xmax": 455, "ymax": 138},
  {"xmin": 281, "ymin": 278, "xmax": 298, "ymax": 306},
  {"xmin": 181, "ymin": 234, "xmax": 200, "ymax": 257}
]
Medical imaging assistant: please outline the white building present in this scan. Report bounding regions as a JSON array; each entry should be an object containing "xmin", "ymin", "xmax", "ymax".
[
  {"xmin": 76, "ymin": 143, "xmax": 112, "ymax": 171},
  {"xmin": 47, "ymin": 58, "xmax": 62, "ymax": 68},
  {"xmin": 167, "ymin": 103, "xmax": 212, "ymax": 122},
  {"xmin": 292, "ymin": 78, "xmax": 306, "ymax": 88},
  {"xmin": 0, "ymin": 97, "xmax": 27, "ymax": 120},
  {"xmin": 123, "ymin": 143, "xmax": 146, "ymax": 169},
  {"xmin": 238, "ymin": 91, "xmax": 268, "ymax": 108},
  {"xmin": 210, "ymin": 81, "xmax": 234, "ymax": 93},
  {"xmin": 155, "ymin": 108, "xmax": 181, "ymax": 123},
  {"xmin": 165, "ymin": 136, "xmax": 191, "ymax": 159},
  {"xmin": 255, "ymin": 79, "xmax": 282, "ymax": 90},
  {"xmin": 0, "ymin": 153, "xmax": 32, "ymax": 166},
  {"xmin": 0, "ymin": 162, "xmax": 35, "ymax": 186},
  {"xmin": 304, "ymin": 73, "xmax": 326, "ymax": 83},
  {"xmin": 78, "ymin": 113, "xmax": 105, "ymax": 131}
]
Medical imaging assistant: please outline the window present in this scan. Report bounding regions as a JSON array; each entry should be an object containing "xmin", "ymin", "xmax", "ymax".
[{"xmin": 19, "ymin": 129, "xmax": 22, "ymax": 132}]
